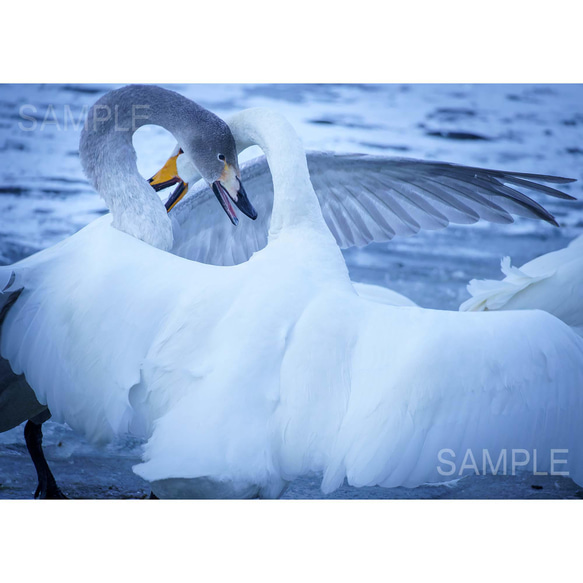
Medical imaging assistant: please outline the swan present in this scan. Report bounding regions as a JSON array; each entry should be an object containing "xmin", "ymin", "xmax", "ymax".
[
  {"xmin": 0, "ymin": 84, "xmax": 256, "ymax": 497},
  {"xmin": 149, "ymin": 130, "xmax": 576, "ymax": 308},
  {"xmin": 149, "ymin": 144, "xmax": 419, "ymax": 307},
  {"xmin": 3, "ymin": 106, "xmax": 582, "ymax": 499},
  {"xmin": 460, "ymin": 234, "xmax": 583, "ymax": 336}
]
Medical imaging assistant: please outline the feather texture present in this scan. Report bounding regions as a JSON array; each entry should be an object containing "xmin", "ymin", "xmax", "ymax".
[
  {"xmin": 170, "ymin": 153, "xmax": 575, "ymax": 265},
  {"xmin": 461, "ymin": 234, "xmax": 583, "ymax": 336}
]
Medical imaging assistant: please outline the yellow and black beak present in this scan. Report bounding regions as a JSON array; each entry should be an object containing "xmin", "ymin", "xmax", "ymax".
[
  {"xmin": 164, "ymin": 181, "xmax": 189, "ymax": 212},
  {"xmin": 148, "ymin": 148, "xmax": 189, "ymax": 212},
  {"xmin": 150, "ymin": 151, "xmax": 257, "ymax": 223}
]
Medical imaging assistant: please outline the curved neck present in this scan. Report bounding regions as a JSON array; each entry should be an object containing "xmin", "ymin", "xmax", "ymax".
[
  {"xmin": 228, "ymin": 109, "xmax": 329, "ymax": 239},
  {"xmin": 79, "ymin": 85, "xmax": 208, "ymax": 250}
]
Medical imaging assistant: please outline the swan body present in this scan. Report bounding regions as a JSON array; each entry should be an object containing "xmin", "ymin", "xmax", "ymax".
[
  {"xmin": 144, "ymin": 112, "xmax": 583, "ymax": 497},
  {"xmin": 351, "ymin": 282, "xmax": 417, "ymax": 307},
  {"xmin": 460, "ymin": 234, "xmax": 583, "ymax": 336},
  {"xmin": 3, "ymin": 107, "xmax": 582, "ymax": 498},
  {"xmin": 142, "ymin": 110, "xmax": 583, "ymax": 496},
  {"xmin": 0, "ymin": 85, "xmax": 248, "ymax": 439}
]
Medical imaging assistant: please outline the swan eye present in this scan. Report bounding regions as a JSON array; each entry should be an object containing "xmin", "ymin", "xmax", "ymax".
[{"xmin": 218, "ymin": 154, "xmax": 226, "ymax": 161}]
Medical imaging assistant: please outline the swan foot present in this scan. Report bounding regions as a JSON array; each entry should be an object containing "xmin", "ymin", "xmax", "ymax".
[{"xmin": 24, "ymin": 420, "xmax": 68, "ymax": 500}]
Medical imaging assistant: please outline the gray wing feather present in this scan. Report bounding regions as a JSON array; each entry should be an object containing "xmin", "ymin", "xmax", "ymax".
[
  {"xmin": 169, "ymin": 157, "xmax": 273, "ymax": 265},
  {"xmin": 170, "ymin": 152, "xmax": 576, "ymax": 265}
]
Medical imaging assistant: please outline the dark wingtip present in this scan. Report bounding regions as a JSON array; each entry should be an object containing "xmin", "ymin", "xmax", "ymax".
[
  {"xmin": 560, "ymin": 192, "xmax": 578, "ymax": 201},
  {"xmin": 550, "ymin": 177, "xmax": 578, "ymax": 184}
]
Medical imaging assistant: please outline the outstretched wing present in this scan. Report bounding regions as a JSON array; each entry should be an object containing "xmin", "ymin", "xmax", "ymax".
[
  {"xmin": 170, "ymin": 152, "xmax": 576, "ymax": 265},
  {"xmin": 323, "ymin": 304, "xmax": 583, "ymax": 490},
  {"xmin": 0, "ymin": 220, "xmax": 221, "ymax": 444},
  {"xmin": 307, "ymin": 153, "xmax": 574, "ymax": 245}
]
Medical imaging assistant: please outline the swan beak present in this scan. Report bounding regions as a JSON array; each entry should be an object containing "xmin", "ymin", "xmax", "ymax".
[
  {"xmin": 213, "ymin": 163, "xmax": 258, "ymax": 226},
  {"xmin": 233, "ymin": 179, "xmax": 258, "ymax": 221},
  {"xmin": 164, "ymin": 181, "xmax": 189, "ymax": 212},
  {"xmin": 212, "ymin": 181, "xmax": 239, "ymax": 226},
  {"xmin": 148, "ymin": 149, "xmax": 183, "ymax": 192},
  {"xmin": 148, "ymin": 149, "xmax": 190, "ymax": 212}
]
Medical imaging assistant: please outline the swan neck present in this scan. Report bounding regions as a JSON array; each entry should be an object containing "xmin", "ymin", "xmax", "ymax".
[
  {"xmin": 79, "ymin": 85, "xmax": 207, "ymax": 250},
  {"xmin": 233, "ymin": 110, "xmax": 328, "ymax": 237}
]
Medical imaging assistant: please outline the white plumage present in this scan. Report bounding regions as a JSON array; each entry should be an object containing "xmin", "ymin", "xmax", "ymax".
[{"xmin": 460, "ymin": 234, "xmax": 583, "ymax": 336}]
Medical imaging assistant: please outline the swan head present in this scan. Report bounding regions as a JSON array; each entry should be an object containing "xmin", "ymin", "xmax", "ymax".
[{"xmin": 149, "ymin": 122, "xmax": 257, "ymax": 226}]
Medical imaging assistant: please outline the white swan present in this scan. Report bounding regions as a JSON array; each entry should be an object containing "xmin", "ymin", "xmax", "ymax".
[
  {"xmin": 460, "ymin": 234, "xmax": 583, "ymax": 336},
  {"xmin": 147, "ymin": 145, "xmax": 418, "ymax": 307},
  {"xmin": 138, "ymin": 110, "xmax": 583, "ymax": 496},
  {"xmin": 150, "ymin": 130, "xmax": 576, "ymax": 309},
  {"xmin": 3, "ymin": 106, "xmax": 582, "ymax": 499},
  {"xmin": 0, "ymin": 85, "xmax": 256, "ymax": 496}
]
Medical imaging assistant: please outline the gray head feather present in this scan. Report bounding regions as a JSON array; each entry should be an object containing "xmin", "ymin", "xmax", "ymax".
[{"xmin": 78, "ymin": 85, "xmax": 238, "ymax": 249}]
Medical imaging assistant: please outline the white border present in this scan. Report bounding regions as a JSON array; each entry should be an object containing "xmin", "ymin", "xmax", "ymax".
[{"xmin": 2, "ymin": 0, "xmax": 581, "ymax": 82}]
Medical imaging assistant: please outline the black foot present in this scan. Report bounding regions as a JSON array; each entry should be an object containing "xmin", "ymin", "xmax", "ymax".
[
  {"xmin": 33, "ymin": 482, "xmax": 68, "ymax": 500},
  {"xmin": 24, "ymin": 420, "xmax": 68, "ymax": 500}
]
